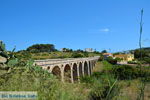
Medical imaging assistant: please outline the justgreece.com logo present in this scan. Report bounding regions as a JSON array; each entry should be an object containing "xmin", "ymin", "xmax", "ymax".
[{"xmin": 0, "ymin": 91, "xmax": 37, "ymax": 100}]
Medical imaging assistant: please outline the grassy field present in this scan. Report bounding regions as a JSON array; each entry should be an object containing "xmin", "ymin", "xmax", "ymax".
[{"xmin": 0, "ymin": 60, "xmax": 149, "ymax": 100}]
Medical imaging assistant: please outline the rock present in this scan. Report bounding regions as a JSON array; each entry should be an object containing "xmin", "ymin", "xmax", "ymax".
[{"xmin": 0, "ymin": 56, "xmax": 7, "ymax": 63}]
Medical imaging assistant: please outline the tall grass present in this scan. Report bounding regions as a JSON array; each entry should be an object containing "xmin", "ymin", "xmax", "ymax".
[{"xmin": 0, "ymin": 61, "xmax": 88, "ymax": 100}]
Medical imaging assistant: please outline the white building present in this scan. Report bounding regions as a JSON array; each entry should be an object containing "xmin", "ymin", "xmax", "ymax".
[{"xmin": 85, "ymin": 48, "xmax": 94, "ymax": 52}]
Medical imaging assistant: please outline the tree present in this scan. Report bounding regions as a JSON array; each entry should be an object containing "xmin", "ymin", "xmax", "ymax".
[
  {"xmin": 61, "ymin": 48, "xmax": 73, "ymax": 52},
  {"xmin": 71, "ymin": 52, "xmax": 83, "ymax": 58},
  {"xmin": 134, "ymin": 49, "xmax": 149, "ymax": 59},
  {"xmin": 75, "ymin": 49, "xmax": 84, "ymax": 53},
  {"xmin": 143, "ymin": 57, "xmax": 150, "ymax": 66},
  {"xmin": 101, "ymin": 50, "xmax": 107, "ymax": 53},
  {"xmin": 27, "ymin": 44, "xmax": 56, "ymax": 53}
]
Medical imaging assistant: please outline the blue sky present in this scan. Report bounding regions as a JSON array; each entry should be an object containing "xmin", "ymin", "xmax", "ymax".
[{"xmin": 0, "ymin": 0, "xmax": 150, "ymax": 52}]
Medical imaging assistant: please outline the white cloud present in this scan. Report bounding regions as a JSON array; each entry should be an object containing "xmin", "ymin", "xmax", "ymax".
[{"xmin": 99, "ymin": 28, "xmax": 110, "ymax": 32}]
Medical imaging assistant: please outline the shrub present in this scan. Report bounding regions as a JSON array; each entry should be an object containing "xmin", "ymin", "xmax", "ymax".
[
  {"xmin": 106, "ymin": 57, "xmax": 117, "ymax": 65},
  {"xmin": 89, "ymin": 73, "xmax": 120, "ymax": 100},
  {"xmin": 7, "ymin": 58, "xmax": 19, "ymax": 68},
  {"xmin": 143, "ymin": 57, "xmax": 150, "ymax": 65},
  {"xmin": 98, "ymin": 56, "xmax": 104, "ymax": 61},
  {"xmin": 80, "ymin": 76, "xmax": 94, "ymax": 84},
  {"xmin": 112, "ymin": 65, "xmax": 139, "ymax": 80},
  {"xmin": 92, "ymin": 72, "xmax": 103, "ymax": 79},
  {"xmin": 71, "ymin": 52, "xmax": 83, "ymax": 58},
  {"xmin": 128, "ymin": 61, "xmax": 138, "ymax": 64}
]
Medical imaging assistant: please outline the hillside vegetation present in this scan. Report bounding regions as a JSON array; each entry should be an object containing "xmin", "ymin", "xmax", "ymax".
[{"xmin": 15, "ymin": 51, "xmax": 100, "ymax": 60}]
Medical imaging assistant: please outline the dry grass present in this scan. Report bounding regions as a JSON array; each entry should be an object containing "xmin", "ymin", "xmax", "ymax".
[
  {"xmin": 92, "ymin": 61, "xmax": 104, "ymax": 72},
  {"xmin": 118, "ymin": 80, "xmax": 140, "ymax": 100},
  {"xmin": 144, "ymin": 83, "xmax": 150, "ymax": 100},
  {"xmin": 114, "ymin": 79, "xmax": 150, "ymax": 100}
]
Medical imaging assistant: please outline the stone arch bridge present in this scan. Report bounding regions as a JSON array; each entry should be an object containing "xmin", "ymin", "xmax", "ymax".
[{"xmin": 34, "ymin": 56, "xmax": 100, "ymax": 83}]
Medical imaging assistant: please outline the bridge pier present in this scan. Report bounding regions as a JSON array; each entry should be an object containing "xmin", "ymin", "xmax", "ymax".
[
  {"xmin": 71, "ymin": 66, "xmax": 74, "ymax": 83},
  {"xmin": 77, "ymin": 63, "xmax": 80, "ymax": 82},
  {"xmin": 61, "ymin": 69, "xmax": 64, "ymax": 82}
]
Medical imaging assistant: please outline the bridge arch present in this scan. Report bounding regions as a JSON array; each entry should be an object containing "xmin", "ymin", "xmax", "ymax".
[
  {"xmin": 79, "ymin": 62, "xmax": 83, "ymax": 77},
  {"xmin": 72, "ymin": 63, "xmax": 78, "ymax": 82},
  {"xmin": 47, "ymin": 66, "xmax": 50, "ymax": 70},
  {"xmin": 84, "ymin": 61, "xmax": 88, "ymax": 76},
  {"xmin": 52, "ymin": 66, "xmax": 61, "ymax": 79},
  {"xmin": 64, "ymin": 64, "xmax": 71, "ymax": 82}
]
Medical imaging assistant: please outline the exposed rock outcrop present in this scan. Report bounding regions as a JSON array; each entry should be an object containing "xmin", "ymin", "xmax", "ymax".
[{"xmin": 0, "ymin": 56, "xmax": 7, "ymax": 64}]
